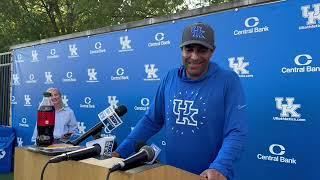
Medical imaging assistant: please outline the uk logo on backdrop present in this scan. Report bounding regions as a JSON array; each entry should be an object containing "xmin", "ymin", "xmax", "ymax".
[
  {"xmin": 62, "ymin": 72, "xmax": 77, "ymax": 82},
  {"xmin": 68, "ymin": 44, "xmax": 79, "ymax": 58},
  {"xmin": 80, "ymin": 97, "xmax": 96, "ymax": 109},
  {"xmin": 31, "ymin": 50, "xmax": 39, "ymax": 62},
  {"xmin": 86, "ymin": 68, "xmax": 99, "ymax": 83},
  {"xmin": 19, "ymin": 117, "xmax": 29, "ymax": 128},
  {"xmin": 144, "ymin": 64, "xmax": 160, "ymax": 81},
  {"xmin": 148, "ymin": 32, "xmax": 171, "ymax": 47},
  {"xmin": 257, "ymin": 144, "xmax": 297, "ymax": 165},
  {"xmin": 119, "ymin": 36, "xmax": 133, "ymax": 52},
  {"xmin": 234, "ymin": 16, "xmax": 269, "ymax": 36},
  {"xmin": 281, "ymin": 54, "xmax": 320, "ymax": 74},
  {"xmin": 111, "ymin": 68, "xmax": 129, "ymax": 81},
  {"xmin": 62, "ymin": 95, "xmax": 69, "ymax": 107},
  {"xmin": 12, "ymin": 74, "xmax": 20, "ymax": 86},
  {"xmin": 134, "ymin": 97, "xmax": 150, "ymax": 111},
  {"xmin": 273, "ymin": 97, "xmax": 306, "ymax": 122},
  {"xmin": 24, "ymin": 95, "xmax": 32, "ymax": 107},
  {"xmin": 47, "ymin": 48, "xmax": 59, "ymax": 59},
  {"xmin": 77, "ymin": 122, "xmax": 86, "ymax": 134},
  {"xmin": 44, "ymin": 72, "xmax": 54, "ymax": 84},
  {"xmin": 108, "ymin": 96, "xmax": 119, "ymax": 109},
  {"xmin": 90, "ymin": 41, "xmax": 106, "ymax": 54},
  {"xmin": 17, "ymin": 137, "xmax": 23, "ymax": 147},
  {"xmin": 25, "ymin": 73, "xmax": 37, "ymax": 84},
  {"xmin": 228, "ymin": 57, "xmax": 254, "ymax": 78},
  {"xmin": 299, "ymin": 3, "xmax": 320, "ymax": 30},
  {"xmin": 15, "ymin": 54, "xmax": 24, "ymax": 63}
]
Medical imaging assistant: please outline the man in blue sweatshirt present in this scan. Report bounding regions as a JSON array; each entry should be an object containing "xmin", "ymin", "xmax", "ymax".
[{"xmin": 113, "ymin": 23, "xmax": 248, "ymax": 180}]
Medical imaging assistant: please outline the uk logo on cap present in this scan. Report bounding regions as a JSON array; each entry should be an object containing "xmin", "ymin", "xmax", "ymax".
[{"xmin": 191, "ymin": 26, "xmax": 205, "ymax": 39}]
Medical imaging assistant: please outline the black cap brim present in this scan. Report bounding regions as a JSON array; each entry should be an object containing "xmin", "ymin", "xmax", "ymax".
[{"xmin": 180, "ymin": 40, "xmax": 214, "ymax": 50}]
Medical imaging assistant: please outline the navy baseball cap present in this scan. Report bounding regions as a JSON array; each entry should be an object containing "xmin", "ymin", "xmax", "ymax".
[{"xmin": 180, "ymin": 22, "xmax": 215, "ymax": 50}]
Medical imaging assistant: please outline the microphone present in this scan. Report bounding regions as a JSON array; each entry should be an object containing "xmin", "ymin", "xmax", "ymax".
[
  {"xmin": 49, "ymin": 146, "xmax": 100, "ymax": 163},
  {"xmin": 109, "ymin": 146, "xmax": 155, "ymax": 172},
  {"xmin": 49, "ymin": 136, "xmax": 114, "ymax": 163},
  {"xmin": 70, "ymin": 105, "xmax": 127, "ymax": 145}
]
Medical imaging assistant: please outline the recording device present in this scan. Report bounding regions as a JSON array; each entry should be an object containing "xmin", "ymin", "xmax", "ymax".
[
  {"xmin": 69, "ymin": 105, "xmax": 127, "ymax": 145},
  {"xmin": 49, "ymin": 136, "xmax": 114, "ymax": 163},
  {"xmin": 109, "ymin": 146, "xmax": 155, "ymax": 172}
]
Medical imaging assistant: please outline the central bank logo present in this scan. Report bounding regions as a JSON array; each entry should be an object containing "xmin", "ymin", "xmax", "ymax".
[
  {"xmin": 62, "ymin": 95, "xmax": 69, "ymax": 107},
  {"xmin": 15, "ymin": 54, "xmax": 24, "ymax": 63},
  {"xmin": 257, "ymin": 144, "xmax": 297, "ymax": 164},
  {"xmin": 19, "ymin": 117, "xmax": 29, "ymax": 128},
  {"xmin": 86, "ymin": 68, "xmax": 99, "ymax": 83},
  {"xmin": 68, "ymin": 44, "xmax": 79, "ymax": 58},
  {"xmin": 31, "ymin": 50, "xmax": 39, "ymax": 62},
  {"xmin": 12, "ymin": 74, "xmax": 20, "ymax": 86},
  {"xmin": 11, "ymin": 96, "xmax": 17, "ymax": 105},
  {"xmin": 228, "ymin": 57, "xmax": 253, "ymax": 78},
  {"xmin": 47, "ymin": 48, "xmax": 59, "ymax": 59},
  {"xmin": 0, "ymin": 149, "xmax": 6, "ymax": 159},
  {"xmin": 148, "ymin": 32, "xmax": 171, "ymax": 47},
  {"xmin": 144, "ymin": 64, "xmax": 160, "ymax": 81},
  {"xmin": 119, "ymin": 36, "xmax": 133, "ymax": 52},
  {"xmin": 78, "ymin": 122, "xmax": 86, "ymax": 134},
  {"xmin": 44, "ymin": 72, "xmax": 54, "ymax": 84},
  {"xmin": 173, "ymin": 99, "xmax": 198, "ymax": 126},
  {"xmin": 234, "ymin": 16, "xmax": 269, "ymax": 36},
  {"xmin": 24, "ymin": 95, "xmax": 32, "ymax": 107},
  {"xmin": 25, "ymin": 74, "xmax": 37, "ymax": 84},
  {"xmin": 299, "ymin": 3, "xmax": 320, "ymax": 30},
  {"xmin": 281, "ymin": 54, "xmax": 320, "ymax": 74},
  {"xmin": 134, "ymin": 98, "xmax": 150, "ymax": 111},
  {"xmin": 111, "ymin": 68, "xmax": 129, "ymax": 81},
  {"xmin": 108, "ymin": 96, "xmax": 119, "ymax": 109},
  {"xmin": 273, "ymin": 97, "xmax": 305, "ymax": 122},
  {"xmin": 90, "ymin": 41, "xmax": 106, "ymax": 54},
  {"xmin": 80, "ymin": 97, "xmax": 95, "ymax": 109},
  {"xmin": 62, "ymin": 72, "xmax": 77, "ymax": 82},
  {"xmin": 17, "ymin": 137, "xmax": 23, "ymax": 147}
]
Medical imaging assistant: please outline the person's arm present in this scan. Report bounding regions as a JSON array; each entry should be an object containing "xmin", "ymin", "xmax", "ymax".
[
  {"xmin": 115, "ymin": 74, "xmax": 167, "ymax": 158},
  {"xmin": 208, "ymin": 72, "xmax": 248, "ymax": 179},
  {"xmin": 67, "ymin": 109, "xmax": 78, "ymax": 134}
]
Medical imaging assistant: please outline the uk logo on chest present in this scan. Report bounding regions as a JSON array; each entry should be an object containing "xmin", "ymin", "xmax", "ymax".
[{"xmin": 168, "ymin": 90, "xmax": 207, "ymax": 134}]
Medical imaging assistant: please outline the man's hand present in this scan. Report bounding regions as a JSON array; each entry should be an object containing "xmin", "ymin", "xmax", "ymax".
[
  {"xmin": 61, "ymin": 132, "xmax": 72, "ymax": 140},
  {"xmin": 200, "ymin": 169, "xmax": 226, "ymax": 180},
  {"xmin": 111, "ymin": 151, "xmax": 120, "ymax": 158}
]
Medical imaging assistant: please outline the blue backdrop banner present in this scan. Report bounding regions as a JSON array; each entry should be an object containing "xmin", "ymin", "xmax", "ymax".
[{"xmin": 11, "ymin": 0, "xmax": 320, "ymax": 179}]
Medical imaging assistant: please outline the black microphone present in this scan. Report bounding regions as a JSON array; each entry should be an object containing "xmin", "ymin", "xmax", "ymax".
[
  {"xmin": 109, "ymin": 146, "xmax": 155, "ymax": 172},
  {"xmin": 49, "ymin": 145, "xmax": 101, "ymax": 163},
  {"xmin": 70, "ymin": 105, "xmax": 127, "ymax": 145},
  {"xmin": 49, "ymin": 136, "xmax": 114, "ymax": 163}
]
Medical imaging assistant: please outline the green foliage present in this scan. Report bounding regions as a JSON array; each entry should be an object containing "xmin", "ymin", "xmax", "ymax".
[{"xmin": 0, "ymin": 0, "xmax": 233, "ymax": 52}]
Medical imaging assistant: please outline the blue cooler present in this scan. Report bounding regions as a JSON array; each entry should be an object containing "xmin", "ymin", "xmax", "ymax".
[{"xmin": 0, "ymin": 126, "xmax": 15, "ymax": 173}]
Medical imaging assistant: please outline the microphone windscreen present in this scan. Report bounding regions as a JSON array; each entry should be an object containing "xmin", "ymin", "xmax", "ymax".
[
  {"xmin": 140, "ymin": 146, "xmax": 155, "ymax": 162},
  {"xmin": 115, "ymin": 105, "xmax": 127, "ymax": 116}
]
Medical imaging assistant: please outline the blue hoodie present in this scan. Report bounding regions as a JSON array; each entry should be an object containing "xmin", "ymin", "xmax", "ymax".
[{"xmin": 116, "ymin": 62, "xmax": 248, "ymax": 179}]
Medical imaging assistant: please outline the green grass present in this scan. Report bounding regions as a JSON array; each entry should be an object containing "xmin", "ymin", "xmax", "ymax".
[{"xmin": 0, "ymin": 173, "xmax": 13, "ymax": 180}]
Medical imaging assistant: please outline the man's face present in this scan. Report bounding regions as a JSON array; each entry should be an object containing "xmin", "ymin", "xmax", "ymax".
[
  {"xmin": 48, "ymin": 89, "xmax": 62, "ymax": 106},
  {"xmin": 182, "ymin": 44, "xmax": 213, "ymax": 80}
]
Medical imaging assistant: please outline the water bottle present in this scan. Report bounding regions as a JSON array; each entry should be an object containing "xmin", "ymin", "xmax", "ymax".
[{"xmin": 36, "ymin": 92, "xmax": 55, "ymax": 146}]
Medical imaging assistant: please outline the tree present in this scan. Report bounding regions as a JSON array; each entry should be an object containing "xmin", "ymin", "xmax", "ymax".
[{"xmin": 0, "ymin": 0, "xmax": 234, "ymax": 52}]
